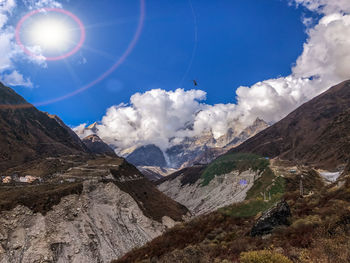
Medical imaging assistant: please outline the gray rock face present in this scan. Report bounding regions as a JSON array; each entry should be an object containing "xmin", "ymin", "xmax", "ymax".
[
  {"xmin": 158, "ymin": 169, "xmax": 258, "ymax": 216},
  {"xmin": 250, "ymin": 200, "xmax": 291, "ymax": 237},
  {"xmin": 126, "ymin": 144, "xmax": 167, "ymax": 167},
  {"xmin": 166, "ymin": 118, "xmax": 269, "ymax": 169},
  {"xmin": 0, "ymin": 181, "xmax": 174, "ymax": 263}
]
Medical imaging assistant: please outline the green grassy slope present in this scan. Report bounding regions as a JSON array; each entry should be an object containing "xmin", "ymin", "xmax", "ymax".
[{"xmin": 201, "ymin": 153, "xmax": 269, "ymax": 186}]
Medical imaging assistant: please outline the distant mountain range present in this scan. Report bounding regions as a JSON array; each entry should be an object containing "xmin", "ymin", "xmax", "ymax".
[{"xmin": 77, "ymin": 117, "xmax": 269, "ymax": 170}]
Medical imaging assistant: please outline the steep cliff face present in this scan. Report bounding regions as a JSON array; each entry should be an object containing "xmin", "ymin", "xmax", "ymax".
[
  {"xmin": 0, "ymin": 157, "xmax": 189, "ymax": 263},
  {"xmin": 0, "ymin": 181, "xmax": 172, "ymax": 263},
  {"xmin": 157, "ymin": 167, "xmax": 258, "ymax": 216}
]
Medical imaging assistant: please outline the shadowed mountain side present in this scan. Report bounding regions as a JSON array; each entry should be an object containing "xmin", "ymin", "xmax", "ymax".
[
  {"xmin": 156, "ymin": 165, "xmax": 206, "ymax": 187},
  {"xmin": 0, "ymin": 83, "xmax": 90, "ymax": 171},
  {"xmin": 126, "ymin": 144, "xmax": 167, "ymax": 167},
  {"xmin": 82, "ymin": 134, "xmax": 117, "ymax": 156}
]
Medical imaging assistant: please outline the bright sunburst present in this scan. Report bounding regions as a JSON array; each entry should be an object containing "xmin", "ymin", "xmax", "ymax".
[
  {"xmin": 16, "ymin": 8, "xmax": 85, "ymax": 60},
  {"xmin": 29, "ymin": 18, "xmax": 71, "ymax": 51}
]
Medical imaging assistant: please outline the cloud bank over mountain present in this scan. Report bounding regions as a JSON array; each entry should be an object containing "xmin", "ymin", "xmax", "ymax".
[{"xmin": 76, "ymin": 0, "xmax": 350, "ymax": 152}]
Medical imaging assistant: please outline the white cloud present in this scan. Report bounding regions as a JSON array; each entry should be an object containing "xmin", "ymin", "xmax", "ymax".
[
  {"xmin": 2, "ymin": 70, "xmax": 33, "ymax": 87},
  {"xmin": 93, "ymin": 89, "xmax": 208, "ymax": 150},
  {"xmin": 233, "ymin": 12, "xmax": 350, "ymax": 126},
  {"xmin": 0, "ymin": 0, "xmax": 20, "ymax": 76},
  {"xmin": 0, "ymin": 28, "xmax": 14, "ymax": 71},
  {"xmin": 0, "ymin": 0, "xmax": 16, "ymax": 15},
  {"xmin": 22, "ymin": 0, "xmax": 62, "ymax": 9},
  {"xmin": 293, "ymin": 0, "xmax": 350, "ymax": 15},
  {"xmin": 293, "ymin": 14, "xmax": 350, "ymax": 84},
  {"xmin": 74, "ymin": 123, "xmax": 93, "ymax": 138}
]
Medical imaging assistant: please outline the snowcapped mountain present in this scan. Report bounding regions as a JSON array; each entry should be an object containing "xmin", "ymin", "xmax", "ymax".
[{"xmin": 75, "ymin": 118, "xmax": 269, "ymax": 170}]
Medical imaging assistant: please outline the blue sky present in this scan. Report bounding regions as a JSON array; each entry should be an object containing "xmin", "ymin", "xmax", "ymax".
[{"xmin": 11, "ymin": 0, "xmax": 313, "ymax": 126}]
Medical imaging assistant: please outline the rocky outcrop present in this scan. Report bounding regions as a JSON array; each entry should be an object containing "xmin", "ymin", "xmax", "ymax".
[
  {"xmin": 0, "ymin": 153, "xmax": 189, "ymax": 263},
  {"xmin": 250, "ymin": 200, "xmax": 291, "ymax": 237},
  {"xmin": 166, "ymin": 118, "xmax": 269, "ymax": 169},
  {"xmin": 0, "ymin": 181, "xmax": 174, "ymax": 263},
  {"xmin": 216, "ymin": 118, "xmax": 269, "ymax": 148},
  {"xmin": 157, "ymin": 169, "xmax": 258, "ymax": 216}
]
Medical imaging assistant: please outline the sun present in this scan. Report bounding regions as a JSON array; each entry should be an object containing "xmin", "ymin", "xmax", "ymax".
[
  {"xmin": 29, "ymin": 18, "xmax": 71, "ymax": 51},
  {"xmin": 16, "ymin": 8, "xmax": 86, "ymax": 61}
]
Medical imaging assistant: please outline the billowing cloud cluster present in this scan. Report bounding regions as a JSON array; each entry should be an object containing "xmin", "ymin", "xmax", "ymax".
[
  {"xmin": 0, "ymin": 0, "xmax": 62, "ymax": 88},
  {"xmin": 75, "ymin": 1, "xmax": 350, "ymax": 152},
  {"xmin": 76, "ymin": 89, "xmax": 240, "ymax": 150}
]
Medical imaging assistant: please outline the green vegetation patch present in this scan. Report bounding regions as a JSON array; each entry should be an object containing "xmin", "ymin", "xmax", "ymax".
[
  {"xmin": 246, "ymin": 167, "xmax": 285, "ymax": 200},
  {"xmin": 201, "ymin": 153, "xmax": 269, "ymax": 186},
  {"xmin": 219, "ymin": 195, "xmax": 282, "ymax": 218},
  {"xmin": 219, "ymin": 166, "xmax": 286, "ymax": 218}
]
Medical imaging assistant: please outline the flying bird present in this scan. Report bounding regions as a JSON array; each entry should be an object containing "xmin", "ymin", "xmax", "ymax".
[{"xmin": 193, "ymin": 79, "xmax": 198, "ymax": 86}]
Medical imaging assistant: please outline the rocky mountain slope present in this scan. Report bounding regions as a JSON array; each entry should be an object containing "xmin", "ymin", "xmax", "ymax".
[
  {"xmin": 115, "ymin": 149, "xmax": 350, "ymax": 263},
  {"xmin": 137, "ymin": 166, "xmax": 177, "ymax": 181},
  {"xmin": 156, "ymin": 153, "xmax": 269, "ymax": 216},
  {"xmin": 157, "ymin": 167, "xmax": 258, "ymax": 216},
  {"xmin": 82, "ymin": 134, "xmax": 116, "ymax": 156},
  {"xmin": 165, "ymin": 118, "xmax": 269, "ymax": 169},
  {"xmin": 0, "ymin": 157, "xmax": 189, "ymax": 263},
  {"xmin": 179, "ymin": 118, "xmax": 269, "ymax": 168},
  {"xmin": 0, "ymin": 83, "xmax": 189, "ymax": 263},
  {"xmin": 126, "ymin": 144, "xmax": 167, "ymax": 167},
  {"xmin": 231, "ymin": 80, "xmax": 350, "ymax": 170},
  {"xmin": 0, "ymin": 83, "xmax": 89, "ymax": 171}
]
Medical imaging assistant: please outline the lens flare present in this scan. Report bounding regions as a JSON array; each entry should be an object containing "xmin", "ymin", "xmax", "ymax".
[
  {"xmin": 3, "ymin": 0, "xmax": 145, "ymax": 109},
  {"xmin": 16, "ymin": 8, "xmax": 86, "ymax": 61}
]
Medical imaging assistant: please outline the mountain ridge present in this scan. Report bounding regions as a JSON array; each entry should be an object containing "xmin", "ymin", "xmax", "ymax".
[
  {"xmin": 0, "ymin": 83, "xmax": 90, "ymax": 171},
  {"xmin": 231, "ymin": 79, "xmax": 350, "ymax": 169}
]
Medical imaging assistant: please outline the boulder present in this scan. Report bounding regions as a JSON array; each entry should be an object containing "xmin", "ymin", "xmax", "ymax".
[{"xmin": 250, "ymin": 200, "xmax": 291, "ymax": 236}]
